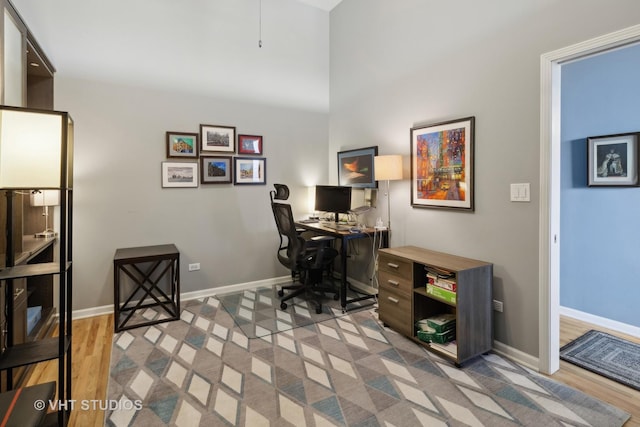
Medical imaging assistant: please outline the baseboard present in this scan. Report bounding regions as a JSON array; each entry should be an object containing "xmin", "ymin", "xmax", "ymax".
[
  {"xmin": 71, "ymin": 276, "xmax": 292, "ymax": 320},
  {"xmin": 491, "ymin": 340, "xmax": 539, "ymax": 372},
  {"xmin": 560, "ymin": 305, "xmax": 640, "ymax": 339}
]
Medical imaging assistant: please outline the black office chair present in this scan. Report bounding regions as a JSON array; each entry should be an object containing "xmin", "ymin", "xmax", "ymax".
[{"xmin": 270, "ymin": 185, "xmax": 339, "ymax": 313}]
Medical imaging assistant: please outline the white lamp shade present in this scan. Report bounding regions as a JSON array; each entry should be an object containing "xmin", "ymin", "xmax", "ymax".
[
  {"xmin": 30, "ymin": 189, "xmax": 60, "ymax": 207},
  {"xmin": 0, "ymin": 108, "xmax": 64, "ymax": 188},
  {"xmin": 374, "ymin": 155, "xmax": 403, "ymax": 181}
]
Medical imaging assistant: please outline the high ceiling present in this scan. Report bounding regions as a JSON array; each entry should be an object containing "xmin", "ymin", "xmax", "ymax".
[
  {"xmin": 295, "ymin": 0, "xmax": 343, "ymax": 12},
  {"xmin": 13, "ymin": 0, "xmax": 335, "ymax": 111}
]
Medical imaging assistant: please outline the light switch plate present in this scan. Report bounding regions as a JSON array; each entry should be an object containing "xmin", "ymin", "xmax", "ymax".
[{"xmin": 510, "ymin": 183, "xmax": 530, "ymax": 202}]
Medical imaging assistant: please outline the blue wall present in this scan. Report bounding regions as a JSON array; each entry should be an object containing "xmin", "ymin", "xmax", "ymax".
[{"xmin": 561, "ymin": 43, "xmax": 640, "ymax": 327}]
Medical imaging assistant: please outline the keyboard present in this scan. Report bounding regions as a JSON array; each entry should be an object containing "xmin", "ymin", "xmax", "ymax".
[
  {"xmin": 298, "ymin": 218, "xmax": 319, "ymax": 224},
  {"xmin": 321, "ymin": 222, "xmax": 351, "ymax": 231}
]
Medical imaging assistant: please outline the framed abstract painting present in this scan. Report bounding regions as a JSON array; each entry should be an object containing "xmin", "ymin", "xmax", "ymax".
[{"xmin": 411, "ymin": 117, "xmax": 474, "ymax": 210}]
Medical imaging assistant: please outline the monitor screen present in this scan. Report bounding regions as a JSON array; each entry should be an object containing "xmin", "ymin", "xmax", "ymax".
[{"xmin": 315, "ymin": 185, "xmax": 352, "ymax": 222}]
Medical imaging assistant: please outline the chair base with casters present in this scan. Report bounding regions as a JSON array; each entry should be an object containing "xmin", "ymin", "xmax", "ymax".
[{"xmin": 278, "ymin": 261, "xmax": 340, "ymax": 314}]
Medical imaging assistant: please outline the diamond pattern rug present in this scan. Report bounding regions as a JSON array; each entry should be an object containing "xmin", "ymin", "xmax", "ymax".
[
  {"xmin": 105, "ymin": 298, "xmax": 630, "ymax": 426},
  {"xmin": 215, "ymin": 284, "xmax": 373, "ymax": 338}
]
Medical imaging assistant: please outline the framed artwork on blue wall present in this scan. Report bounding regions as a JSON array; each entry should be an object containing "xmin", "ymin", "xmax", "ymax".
[{"xmin": 587, "ymin": 132, "xmax": 640, "ymax": 187}]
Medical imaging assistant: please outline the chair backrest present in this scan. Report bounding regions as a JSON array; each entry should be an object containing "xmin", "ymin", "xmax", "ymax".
[
  {"xmin": 271, "ymin": 200, "xmax": 304, "ymax": 269},
  {"xmin": 270, "ymin": 183, "xmax": 290, "ymax": 203}
]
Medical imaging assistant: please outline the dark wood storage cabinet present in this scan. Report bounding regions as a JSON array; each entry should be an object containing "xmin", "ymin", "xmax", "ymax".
[{"xmin": 378, "ymin": 246, "xmax": 493, "ymax": 366}]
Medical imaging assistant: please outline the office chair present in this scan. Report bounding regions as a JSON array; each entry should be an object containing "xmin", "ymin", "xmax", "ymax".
[{"xmin": 270, "ymin": 185, "xmax": 339, "ymax": 314}]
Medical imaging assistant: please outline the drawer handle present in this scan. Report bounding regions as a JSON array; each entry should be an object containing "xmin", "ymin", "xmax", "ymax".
[
  {"xmin": 387, "ymin": 262, "xmax": 400, "ymax": 269},
  {"xmin": 387, "ymin": 279, "xmax": 400, "ymax": 287},
  {"xmin": 387, "ymin": 296, "xmax": 399, "ymax": 304}
]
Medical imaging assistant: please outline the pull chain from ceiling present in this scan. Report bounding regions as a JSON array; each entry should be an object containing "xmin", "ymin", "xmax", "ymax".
[{"xmin": 258, "ymin": 0, "xmax": 263, "ymax": 48}]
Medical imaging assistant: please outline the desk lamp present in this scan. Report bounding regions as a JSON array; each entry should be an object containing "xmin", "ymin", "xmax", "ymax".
[
  {"xmin": 30, "ymin": 190, "xmax": 60, "ymax": 238},
  {"xmin": 374, "ymin": 155, "xmax": 403, "ymax": 230}
]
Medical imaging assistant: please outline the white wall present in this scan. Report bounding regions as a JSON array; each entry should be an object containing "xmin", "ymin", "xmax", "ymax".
[
  {"xmin": 329, "ymin": 0, "xmax": 640, "ymax": 357},
  {"xmin": 55, "ymin": 76, "xmax": 328, "ymax": 311},
  {"xmin": 10, "ymin": 0, "xmax": 331, "ymax": 311}
]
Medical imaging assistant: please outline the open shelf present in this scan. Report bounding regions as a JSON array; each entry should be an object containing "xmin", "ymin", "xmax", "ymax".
[{"xmin": 0, "ymin": 337, "xmax": 71, "ymax": 370}]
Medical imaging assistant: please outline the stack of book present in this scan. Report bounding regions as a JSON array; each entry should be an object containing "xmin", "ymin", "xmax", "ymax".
[
  {"xmin": 426, "ymin": 272, "xmax": 457, "ymax": 304},
  {"xmin": 415, "ymin": 313, "xmax": 456, "ymax": 344}
]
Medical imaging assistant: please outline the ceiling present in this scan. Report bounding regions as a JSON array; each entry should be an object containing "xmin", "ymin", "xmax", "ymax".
[{"xmin": 295, "ymin": 0, "xmax": 343, "ymax": 11}]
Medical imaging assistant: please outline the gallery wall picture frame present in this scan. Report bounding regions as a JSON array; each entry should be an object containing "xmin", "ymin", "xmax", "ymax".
[
  {"xmin": 238, "ymin": 134, "xmax": 263, "ymax": 155},
  {"xmin": 200, "ymin": 124, "xmax": 236, "ymax": 153},
  {"xmin": 410, "ymin": 116, "xmax": 475, "ymax": 210},
  {"xmin": 166, "ymin": 131, "xmax": 198, "ymax": 158},
  {"xmin": 337, "ymin": 146, "xmax": 378, "ymax": 188},
  {"xmin": 161, "ymin": 161, "xmax": 199, "ymax": 188},
  {"xmin": 587, "ymin": 132, "xmax": 640, "ymax": 187},
  {"xmin": 234, "ymin": 157, "xmax": 266, "ymax": 185},
  {"xmin": 201, "ymin": 156, "xmax": 233, "ymax": 184}
]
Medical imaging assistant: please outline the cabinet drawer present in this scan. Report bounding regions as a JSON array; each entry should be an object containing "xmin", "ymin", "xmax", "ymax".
[
  {"xmin": 378, "ymin": 271, "xmax": 411, "ymax": 297},
  {"xmin": 378, "ymin": 287, "xmax": 412, "ymax": 336},
  {"xmin": 378, "ymin": 255, "xmax": 412, "ymax": 280}
]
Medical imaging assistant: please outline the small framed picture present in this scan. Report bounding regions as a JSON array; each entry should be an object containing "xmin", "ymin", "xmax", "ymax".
[
  {"xmin": 166, "ymin": 131, "xmax": 198, "ymax": 158},
  {"xmin": 238, "ymin": 134, "xmax": 263, "ymax": 155},
  {"xmin": 161, "ymin": 161, "xmax": 198, "ymax": 188},
  {"xmin": 411, "ymin": 116, "xmax": 474, "ymax": 210},
  {"xmin": 201, "ymin": 156, "xmax": 232, "ymax": 184},
  {"xmin": 200, "ymin": 124, "xmax": 236, "ymax": 153},
  {"xmin": 234, "ymin": 157, "xmax": 266, "ymax": 185},
  {"xmin": 588, "ymin": 132, "xmax": 639, "ymax": 187},
  {"xmin": 337, "ymin": 146, "xmax": 378, "ymax": 188}
]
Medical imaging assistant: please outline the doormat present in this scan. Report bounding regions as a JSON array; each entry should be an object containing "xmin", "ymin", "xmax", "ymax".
[{"xmin": 560, "ymin": 329, "xmax": 640, "ymax": 391}]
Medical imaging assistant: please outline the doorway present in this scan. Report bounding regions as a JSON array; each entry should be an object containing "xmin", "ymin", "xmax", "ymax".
[{"xmin": 539, "ymin": 24, "xmax": 640, "ymax": 375}]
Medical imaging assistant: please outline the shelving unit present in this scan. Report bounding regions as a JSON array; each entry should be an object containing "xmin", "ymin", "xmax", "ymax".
[
  {"xmin": 378, "ymin": 245, "xmax": 493, "ymax": 366},
  {"xmin": 0, "ymin": 106, "xmax": 74, "ymax": 426}
]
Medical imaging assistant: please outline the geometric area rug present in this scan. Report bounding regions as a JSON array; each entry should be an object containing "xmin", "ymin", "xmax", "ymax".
[
  {"xmin": 105, "ymin": 297, "xmax": 630, "ymax": 426},
  {"xmin": 560, "ymin": 329, "xmax": 640, "ymax": 391},
  {"xmin": 215, "ymin": 284, "xmax": 373, "ymax": 339}
]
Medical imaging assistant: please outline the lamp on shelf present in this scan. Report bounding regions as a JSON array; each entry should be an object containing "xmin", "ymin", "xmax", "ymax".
[
  {"xmin": 0, "ymin": 107, "xmax": 70, "ymax": 189},
  {"xmin": 30, "ymin": 190, "xmax": 60, "ymax": 238},
  {"xmin": 374, "ymin": 154, "xmax": 403, "ymax": 230},
  {"xmin": 0, "ymin": 105, "xmax": 72, "ymax": 249}
]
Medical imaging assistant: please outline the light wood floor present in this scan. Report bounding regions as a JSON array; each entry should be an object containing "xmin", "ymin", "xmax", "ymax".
[
  {"xmin": 552, "ymin": 316, "xmax": 640, "ymax": 427},
  {"xmin": 24, "ymin": 314, "xmax": 640, "ymax": 426}
]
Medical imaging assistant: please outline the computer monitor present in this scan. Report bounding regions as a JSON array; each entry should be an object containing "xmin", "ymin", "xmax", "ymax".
[{"xmin": 315, "ymin": 185, "xmax": 352, "ymax": 223}]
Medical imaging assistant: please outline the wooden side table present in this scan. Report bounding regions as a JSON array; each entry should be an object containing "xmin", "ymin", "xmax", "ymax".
[{"xmin": 113, "ymin": 244, "xmax": 180, "ymax": 332}]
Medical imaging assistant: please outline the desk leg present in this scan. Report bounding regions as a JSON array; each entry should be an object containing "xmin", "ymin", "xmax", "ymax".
[{"xmin": 340, "ymin": 237, "xmax": 348, "ymax": 313}]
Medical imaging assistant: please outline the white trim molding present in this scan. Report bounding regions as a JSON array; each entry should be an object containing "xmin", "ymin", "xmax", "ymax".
[
  {"xmin": 560, "ymin": 306, "xmax": 640, "ymax": 339},
  {"xmin": 71, "ymin": 275, "xmax": 292, "ymax": 320}
]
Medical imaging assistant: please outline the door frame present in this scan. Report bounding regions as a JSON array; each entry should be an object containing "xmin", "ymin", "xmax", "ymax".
[{"xmin": 538, "ymin": 24, "xmax": 640, "ymax": 374}]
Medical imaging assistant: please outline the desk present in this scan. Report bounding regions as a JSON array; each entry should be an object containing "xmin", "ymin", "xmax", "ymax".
[
  {"xmin": 294, "ymin": 222, "xmax": 388, "ymax": 312},
  {"xmin": 113, "ymin": 244, "xmax": 180, "ymax": 332}
]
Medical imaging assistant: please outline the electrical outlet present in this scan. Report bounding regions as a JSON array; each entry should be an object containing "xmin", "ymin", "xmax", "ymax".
[
  {"xmin": 492, "ymin": 299, "xmax": 504, "ymax": 312},
  {"xmin": 188, "ymin": 263, "xmax": 200, "ymax": 271}
]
